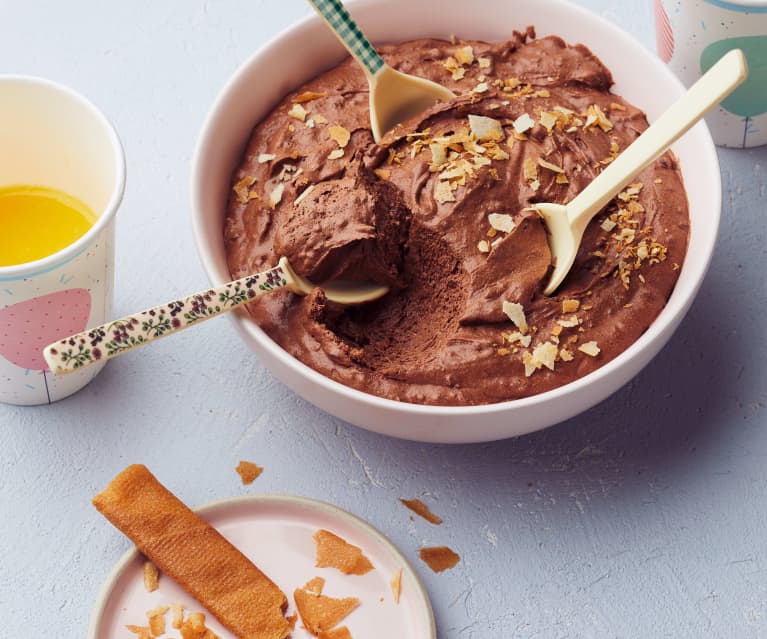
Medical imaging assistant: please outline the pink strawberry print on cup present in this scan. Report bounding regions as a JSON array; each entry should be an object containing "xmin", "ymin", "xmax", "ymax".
[{"xmin": 0, "ymin": 288, "xmax": 91, "ymax": 371}]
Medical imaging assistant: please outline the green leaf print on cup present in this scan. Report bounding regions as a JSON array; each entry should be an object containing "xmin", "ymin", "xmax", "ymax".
[
  {"xmin": 701, "ymin": 37, "xmax": 767, "ymax": 146},
  {"xmin": 701, "ymin": 37, "xmax": 767, "ymax": 117}
]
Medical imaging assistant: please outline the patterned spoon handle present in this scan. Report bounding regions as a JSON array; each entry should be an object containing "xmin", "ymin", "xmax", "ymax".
[
  {"xmin": 306, "ymin": 0, "xmax": 385, "ymax": 77},
  {"xmin": 43, "ymin": 260, "xmax": 293, "ymax": 375}
]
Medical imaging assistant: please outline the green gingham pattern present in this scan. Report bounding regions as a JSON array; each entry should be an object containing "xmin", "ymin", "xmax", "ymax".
[{"xmin": 309, "ymin": 0, "xmax": 385, "ymax": 74}]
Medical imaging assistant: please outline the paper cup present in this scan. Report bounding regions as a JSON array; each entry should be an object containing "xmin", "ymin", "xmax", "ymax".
[
  {"xmin": 0, "ymin": 76, "xmax": 126, "ymax": 405},
  {"xmin": 655, "ymin": 0, "xmax": 767, "ymax": 147}
]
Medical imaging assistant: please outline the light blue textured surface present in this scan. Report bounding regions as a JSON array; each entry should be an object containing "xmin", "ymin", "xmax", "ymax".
[{"xmin": 1, "ymin": 1, "xmax": 766, "ymax": 637}]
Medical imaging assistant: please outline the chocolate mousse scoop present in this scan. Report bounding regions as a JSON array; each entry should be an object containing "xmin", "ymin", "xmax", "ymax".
[
  {"xmin": 273, "ymin": 164, "xmax": 410, "ymax": 290},
  {"xmin": 224, "ymin": 29, "xmax": 690, "ymax": 406}
]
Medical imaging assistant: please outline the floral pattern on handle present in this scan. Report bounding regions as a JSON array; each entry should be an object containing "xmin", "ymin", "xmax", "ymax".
[{"xmin": 44, "ymin": 264, "xmax": 289, "ymax": 374}]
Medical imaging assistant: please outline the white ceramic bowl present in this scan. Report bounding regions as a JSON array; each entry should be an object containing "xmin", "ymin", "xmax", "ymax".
[{"xmin": 192, "ymin": 0, "xmax": 720, "ymax": 443}]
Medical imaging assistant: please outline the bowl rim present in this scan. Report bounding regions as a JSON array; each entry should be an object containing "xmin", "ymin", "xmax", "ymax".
[{"xmin": 191, "ymin": 0, "xmax": 721, "ymax": 419}]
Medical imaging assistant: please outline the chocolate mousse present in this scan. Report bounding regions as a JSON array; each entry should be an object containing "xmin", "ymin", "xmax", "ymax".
[{"xmin": 224, "ymin": 28, "xmax": 690, "ymax": 405}]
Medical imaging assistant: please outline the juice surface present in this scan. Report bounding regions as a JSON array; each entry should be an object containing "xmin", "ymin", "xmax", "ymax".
[{"xmin": 0, "ymin": 185, "xmax": 97, "ymax": 267}]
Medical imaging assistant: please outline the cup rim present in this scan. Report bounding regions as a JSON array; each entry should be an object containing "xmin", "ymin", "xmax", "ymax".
[
  {"xmin": 0, "ymin": 74, "xmax": 126, "ymax": 281},
  {"xmin": 703, "ymin": 0, "xmax": 767, "ymax": 10},
  {"xmin": 191, "ymin": 0, "xmax": 721, "ymax": 420}
]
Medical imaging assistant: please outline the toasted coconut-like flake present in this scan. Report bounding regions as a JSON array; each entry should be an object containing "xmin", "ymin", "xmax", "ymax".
[
  {"xmin": 522, "ymin": 351, "xmax": 537, "ymax": 377},
  {"xmin": 512, "ymin": 113, "xmax": 535, "ymax": 134},
  {"xmin": 293, "ymin": 91, "xmax": 328, "ymax": 103},
  {"xmin": 585, "ymin": 104, "xmax": 613, "ymax": 132},
  {"xmin": 434, "ymin": 180, "xmax": 456, "ymax": 204},
  {"xmin": 268, "ymin": 183, "xmax": 285, "ymax": 209},
  {"xmin": 327, "ymin": 149, "xmax": 345, "ymax": 160},
  {"xmin": 505, "ymin": 331, "xmax": 532, "ymax": 348},
  {"xmin": 468, "ymin": 114, "xmax": 504, "ymax": 142},
  {"xmin": 455, "ymin": 45, "xmax": 475, "ymax": 66},
  {"xmin": 328, "ymin": 125, "xmax": 351, "ymax": 148},
  {"xmin": 502, "ymin": 300, "xmax": 528, "ymax": 334},
  {"xmin": 488, "ymin": 213, "xmax": 515, "ymax": 233},
  {"xmin": 314, "ymin": 114, "xmax": 329, "ymax": 125},
  {"xmin": 555, "ymin": 173, "xmax": 569, "ymax": 184},
  {"xmin": 600, "ymin": 218, "xmax": 617, "ymax": 232},
  {"xmin": 557, "ymin": 315, "xmax": 580, "ymax": 328},
  {"xmin": 442, "ymin": 56, "xmax": 465, "ymax": 80},
  {"xmin": 258, "ymin": 153, "xmax": 277, "ymax": 164},
  {"xmin": 538, "ymin": 158, "xmax": 565, "ymax": 173},
  {"xmin": 529, "ymin": 179, "xmax": 540, "ymax": 191},
  {"xmin": 539, "ymin": 111, "xmax": 559, "ymax": 133},
  {"xmin": 578, "ymin": 341, "xmax": 601, "ymax": 357},
  {"xmin": 478, "ymin": 56, "xmax": 491, "ymax": 68},
  {"xmin": 429, "ymin": 142, "xmax": 448, "ymax": 167},
  {"xmin": 288, "ymin": 103, "xmax": 308, "ymax": 122},
  {"xmin": 533, "ymin": 342, "xmax": 558, "ymax": 371},
  {"xmin": 477, "ymin": 240, "xmax": 490, "ymax": 253},
  {"xmin": 294, "ymin": 184, "xmax": 315, "ymax": 206},
  {"xmin": 610, "ymin": 101, "xmax": 627, "ymax": 111},
  {"xmin": 562, "ymin": 299, "xmax": 580, "ymax": 313},
  {"xmin": 232, "ymin": 176, "xmax": 256, "ymax": 205},
  {"xmin": 472, "ymin": 82, "xmax": 489, "ymax": 94},
  {"xmin": 559, "ymin": 348, "xmax": 574, "ymax": 362},
  {"xmin": 374, "ymin": 168, "xmax": 391, "ymax": 181},
  {"xmin": 523, "ymin": 157, "xmax": 538, "ymax": 182}
]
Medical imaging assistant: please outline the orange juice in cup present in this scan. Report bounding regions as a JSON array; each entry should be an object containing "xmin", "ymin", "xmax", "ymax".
[
  {"xmin": 0, "ymin": 185, "xmax": 97, "ymax": 267},
  {"xmin": 0, "ymin": 76, "xmax": 125, "ymax": 405}
]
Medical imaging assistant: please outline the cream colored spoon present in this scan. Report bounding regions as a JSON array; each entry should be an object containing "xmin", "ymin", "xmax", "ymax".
[
  {"xmin": 538, "ymin": 48, "xmax": 748, "ymax": 295},
  {"xmin": 307, "ymin": 0, "xmax": 455, "ymax": 142},
  {"xmin": 43, "ymin": 257, "xmax": 388, "ymax": 375}
]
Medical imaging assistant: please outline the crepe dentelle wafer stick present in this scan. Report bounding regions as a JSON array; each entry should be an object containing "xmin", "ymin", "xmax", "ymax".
[{"xmin": 93, "ymin": 464, "xmax": 290, "ymax": 639}]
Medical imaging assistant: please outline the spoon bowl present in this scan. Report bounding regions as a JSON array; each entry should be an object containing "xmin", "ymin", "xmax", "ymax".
[
  {"xmin": 307, "ymin": 0, "xmax": 455, "ymax": 141},
  {"xmin": 539, "ymin": 48, "xmax": 748, "ymax": 295}
]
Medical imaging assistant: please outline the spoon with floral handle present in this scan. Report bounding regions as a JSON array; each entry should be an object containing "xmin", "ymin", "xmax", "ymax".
[{"xmin": 43, "ymin": 257, "xmax": 388, "ymax": 375}]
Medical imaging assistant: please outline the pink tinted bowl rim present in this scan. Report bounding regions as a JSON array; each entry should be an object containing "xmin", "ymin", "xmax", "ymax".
[
  {"xmin": 191, "ymin": 0, "xmax": 721, "ymax": 438},
  {"xmin": 0, "ymin": 75, "xmax": 126, "ymax": 281}
]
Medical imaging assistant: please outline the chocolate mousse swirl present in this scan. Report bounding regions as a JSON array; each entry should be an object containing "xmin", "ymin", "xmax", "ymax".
[{"xmin": 224, "ymin": 29, "xmax": 689, "ymax": 406}]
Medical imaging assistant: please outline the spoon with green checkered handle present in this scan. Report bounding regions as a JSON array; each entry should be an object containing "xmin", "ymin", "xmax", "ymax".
[
  {"xmin": 307, "ymin": 0, "xmax": 455, "ymax": 142},
  {"xmin": 42, "ymin": 257, "xmax": 388, "ymax": 375}
]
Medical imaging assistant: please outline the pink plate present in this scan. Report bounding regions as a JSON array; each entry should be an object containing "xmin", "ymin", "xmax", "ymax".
[{"xmin": 88, "ymin": 495, "xmax": 435, "ymax": 639}]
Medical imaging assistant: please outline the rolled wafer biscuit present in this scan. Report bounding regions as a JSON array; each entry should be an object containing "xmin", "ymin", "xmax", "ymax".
[{"xmin": 93, "ymin": 464, "xmax": 290, "ymax": 639}]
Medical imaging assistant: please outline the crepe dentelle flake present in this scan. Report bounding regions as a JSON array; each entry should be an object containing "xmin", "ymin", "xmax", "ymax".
[
  {"xmin": 92, "ymin": 465, "xmax": 290, "ymax": 639},
  {"xmin": 399, "ymin": 498, "xmax": 442, "ymax": 525},
  {"xmin": 313, "ymin": 529, "xmax": 374, "ymax": 575},
  {"xmin": 390, "ymin": 568, "xmax": 403, "ymax": 604},
  {"xmin": 235, "ymin": 460, "xmax": 264, "ymax": 485},
  {"xmin": 224, "ymin": 29, "xmax": 690, "ymax": 406},
  {"xmin": 419, "ymin": 546, "xmax": 461, "ymax": 573},
  {"xmin": 294, "ymin": 578, "xmax": 360, "ymax": 637},
  {"xmin": 317, "ymin": 627, "xmax": 353, "ymax": 639}
]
